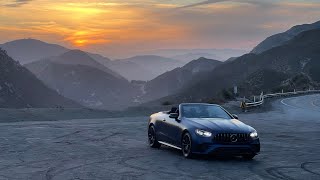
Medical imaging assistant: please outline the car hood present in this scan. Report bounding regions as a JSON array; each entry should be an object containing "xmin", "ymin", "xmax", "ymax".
[{"xmin": 185, "ymin": 118, "xmax": 254, "ymax": 133}]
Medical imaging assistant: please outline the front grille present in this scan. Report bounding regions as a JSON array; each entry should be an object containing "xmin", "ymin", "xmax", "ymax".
[{"xmin": 213, "ymin": 133, "xmax": 250, "ymax": 143}]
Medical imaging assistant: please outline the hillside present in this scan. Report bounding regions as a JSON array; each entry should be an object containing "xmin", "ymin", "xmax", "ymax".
[
  {"xmin": 161, "ymin": 29, "xmax": 320, "ymax": 103},
  {"xmin": 26, "ymin": 50, "xmax": 123, "ymax": 80},
  {"xmin": 142, "ymin": 57, "xmax": 222, "ymax": 101},
  {"xmin": 238, "ymin": 69, "xmax": 289, "ymax": 95},
  {"xmin": 171, "ymin": 53, "xmax": 220, "ymax": 62},
  {"xmin": 88, "ymin": 53, "xmax": 112, "ymax": 67},
  {"xmin": 110, "ymin": 55, "xmax": 185, "ymax": 81},
  {"xmin": 25, "ymin": 52, "xmax": 137, "ymax": 110},
  {"xmin": 46, "ymin": 50, "xmax": 123, "ymax": 79},
  {"xmin": 35, "ymin": 63, "xmax": 139, "ymax": 110},
  {"xmin": 251, "ymin": 20, "xmax": 320, "ymax": 54},
  {"xmin": 0, "ymin": 39, "xmax": 68, "ymax": 64},
  {"xmin": 0, "ymin": 39, "xmax": 113, "ymax": 69},
  {"xmin": 145, "ymin": 49, "xmax": 247, "ymax": 62},
  {"xmin": 0, "ymin": 49, "xmax": 79, "ymax": 108}
]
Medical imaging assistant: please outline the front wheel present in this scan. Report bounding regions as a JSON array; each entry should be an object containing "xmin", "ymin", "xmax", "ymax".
[
  {"xmin": 182, "ymin": 132, "xmax": 193, "ymax": 158},
  {"xmin": 148, "ymin": 125, "xmax": 161, "ymax": 148}
]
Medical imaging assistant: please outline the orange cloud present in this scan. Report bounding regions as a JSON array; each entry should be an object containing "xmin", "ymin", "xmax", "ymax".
[
  {"xmin": 64, "ymin": 30, "xmax": 111, "ymax": 47},
  {"xmin": 1, "ymin": 0, "xmax": 320, "ymax": 58}
]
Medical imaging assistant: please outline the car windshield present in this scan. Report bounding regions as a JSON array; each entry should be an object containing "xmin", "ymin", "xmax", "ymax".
[{"xmin": 181, "ymin": 104, "xmax": 232, "ymax": 119}]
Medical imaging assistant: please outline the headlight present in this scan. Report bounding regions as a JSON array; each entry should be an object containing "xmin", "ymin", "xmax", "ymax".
[
  {"xmin": 250, "ymin": 131, "xmax": 258, "ymax": 138},
  {"xmin": 195, "ymin": 129, "xmax": 212, "ymax": 137}
]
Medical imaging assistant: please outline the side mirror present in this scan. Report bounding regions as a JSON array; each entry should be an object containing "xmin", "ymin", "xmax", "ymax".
[
  {"xmin": 169, "ymin": 113, "xmax": 179, "ymax": 119},
  {"xmin": 232, "ymin": 114, "xmax": 239, "ymax": 119}
]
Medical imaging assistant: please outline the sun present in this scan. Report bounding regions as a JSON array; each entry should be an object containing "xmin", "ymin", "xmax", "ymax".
[
  {"xmin": 66, "ymin": 30, "xmax": 110, "ymax": 47},
  {"xmin": 73, "ymin": 39, "xmax": 89, "ymax": 47},
  {"xmin": 65, "ymin": 31, "xmax": 90, "ymax": 47}
]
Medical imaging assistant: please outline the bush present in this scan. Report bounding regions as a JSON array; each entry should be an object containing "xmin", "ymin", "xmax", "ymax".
[
  {"xmin": 221, "ymin": 89, "xmax": 233, "ymax": 100},
  {"xmin": 161, "ymin": 101, "xmax": 172, "ymax": 106},
  {"xmin": 206, "ymin": 98, "xmax": 225, "ymax": 104}
]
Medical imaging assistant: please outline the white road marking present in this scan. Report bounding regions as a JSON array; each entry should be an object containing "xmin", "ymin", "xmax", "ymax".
[
  {"xmin": 280, "ymin": 97, "xmax": 298, "ymax": 108},
  {"xmin": 281, "ymin": 95, "xmax": 320, "ymax": 112},
  {"xmin": 311, "ymin": 95, "xmax": 320, "ymax": 108}
]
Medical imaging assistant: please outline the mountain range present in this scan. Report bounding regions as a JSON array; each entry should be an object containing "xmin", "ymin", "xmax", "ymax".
[
  {"xmin": 1, "ymin": 39, "xmax": 186, "ymax": 81},
  {"xmin": 0, "ymin": 39, "xmax": 68, "ymax": 64},
  {"xmin": 1, "ymin": 20, "xmax": 320, "ymax": 110},
  {"xmin": 251, "ymin": 20, "xmax": 320, "ymax": 54},
  {"xmin": 144, "ymin": 48, "xmax": 248, "ymax": 62},
  {"xmin": 162, "ymin": 28, "xmax": 320, "ymax": 104},
  {"xmin": 0, "ymin": 49, "xmax": 79, "ymax": 108},
  {"xmin": 24, "ymin": 49, "xmax": 221, "ymax": 109},
  {"xmin": 25, "ymin": 50, "xmax": 139, "ymax": 110},
  {"xmin": 142, "ymin": 57, "xmax": 222, "ymax": 102},
  {"xmin": 110, "ymin": 55, "xmax": 185, "ymax": 81},
  {"xmin": 28, "ymin": 49, "xmax": 123, "ymax": 79}
]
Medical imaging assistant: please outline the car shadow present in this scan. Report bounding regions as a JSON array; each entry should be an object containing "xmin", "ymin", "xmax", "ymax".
[{"xmin": 159, "ymin": 145, "xmax": 259, "ymax": 162}]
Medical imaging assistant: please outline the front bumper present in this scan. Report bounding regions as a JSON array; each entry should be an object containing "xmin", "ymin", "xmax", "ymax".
[{"xmin": 191, "ymin": 137, "xmax": 260, "ymax": 155}]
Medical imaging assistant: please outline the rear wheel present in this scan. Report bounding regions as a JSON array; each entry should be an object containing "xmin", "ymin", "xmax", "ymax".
[
  {"xmin": 242, "ymin": 154, "xmax": 255, "ymax": 160},
  {"xmin": 182, "ymin": 132, "xmax": 193, "ymax": 158},
  {"xmin": 148, "ymin": 125, "xmax": 161, "ymax": 148}
]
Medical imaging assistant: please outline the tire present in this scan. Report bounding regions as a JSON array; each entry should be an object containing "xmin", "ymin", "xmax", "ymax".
[
  {"xmin": 181, "ymin": 132, "xmax": 193, "ymax": 158},
  {"xmin": 148, "ymin": 125, "xmax": 161, "ymax": 148},
  {"xmin": 242, "ymin": 154, "xmax": 255, "ymax": 160}
]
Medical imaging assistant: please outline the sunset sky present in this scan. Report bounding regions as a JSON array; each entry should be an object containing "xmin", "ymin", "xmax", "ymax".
[{"xmin": 1, "ymin": 0, "xmax": 320, "ymax": 58}]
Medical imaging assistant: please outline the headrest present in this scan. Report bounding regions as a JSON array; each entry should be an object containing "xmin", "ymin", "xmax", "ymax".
[{"xmin": 169, "ymin": 107, "xmax": 178, "ymax": 113}]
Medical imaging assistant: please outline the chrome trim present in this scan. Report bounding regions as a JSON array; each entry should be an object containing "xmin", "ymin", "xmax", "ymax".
[{"xmin": 158, "ymin": 141, "xmax": 182, "ymax": 150}]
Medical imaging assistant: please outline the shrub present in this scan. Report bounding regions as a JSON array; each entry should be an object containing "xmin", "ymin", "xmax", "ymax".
[
  {"xmin": 221, "ymin": 89, "xmax": 233, "ymax": 100},
  {"xmin": 162, "ymin": 101, "xmax": 172, "ymax": 106}
]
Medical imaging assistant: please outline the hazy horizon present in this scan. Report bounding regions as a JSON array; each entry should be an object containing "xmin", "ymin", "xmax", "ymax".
[
  {"xmin": 0, "ymin": 37, "xmax": 249, "ymax": 60},
  {"xmin": 1, "ymin": 0, "xmax": 320, "ymax": 58}
]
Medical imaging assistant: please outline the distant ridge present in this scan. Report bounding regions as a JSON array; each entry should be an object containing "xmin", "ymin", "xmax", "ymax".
[
  {"xmin": 142, "ymin": 57, "xmax": 222, "ymax": 101},
  {"xmin": 0, "ymin": 48, "xmax": 80, "ymax": 108},
  {"xmin": 109, "ymin": 55, "xmax": 185, "ymax": 81},
  {"xmin": 157, "ymin": 29, "xmax": 320, "ymax": 104},
  {"xmin": 251, "ymin": 20, "xmax": 320, "ymax": 54},
  {"xmin": 1, "ymin": 38, "xmax": 186, "ymax": 81},
  {"xmin": 0, "ymin": 38, "xmax": 68, "ymax": 64},
  {"xmin": 25, "ymin": 50, "xmax": 139, "ymax": 110}
]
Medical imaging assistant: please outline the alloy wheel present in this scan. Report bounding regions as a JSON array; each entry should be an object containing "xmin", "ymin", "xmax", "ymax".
[{"xmin": 182, "ymin": 133, "xmax": 192, "ymax": 158}]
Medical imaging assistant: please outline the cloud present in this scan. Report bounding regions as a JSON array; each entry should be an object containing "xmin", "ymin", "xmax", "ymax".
[
  {"xmin": 4, "ymin": 0, "xmax": 32, "ymax": 7},
  {"xmin": 1, "ymin": 0, "xmax": 320, "ymax": 58},
  {"xmin": 176, "ymin": 0, "xmax": 227, "ymax": 9},
  {"xmin": 177, "ymin": 0, "xmax": 273, "ymax": 9}
]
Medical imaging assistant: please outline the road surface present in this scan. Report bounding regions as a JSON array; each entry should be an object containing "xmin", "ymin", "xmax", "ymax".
[{"xmin": 0, "ymin": 94, "xmax": 319, "ymax": 179}]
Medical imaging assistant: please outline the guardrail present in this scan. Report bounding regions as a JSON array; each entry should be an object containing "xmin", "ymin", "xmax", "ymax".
[{"xmin": 241, "ymin": 89, "xmax": 320, "ymax": 109}]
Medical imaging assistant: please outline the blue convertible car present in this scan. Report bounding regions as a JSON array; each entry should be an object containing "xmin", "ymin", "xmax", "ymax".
[{"xmin": 148, "ymin": 103, "xmax": 260, "ymax": 159}]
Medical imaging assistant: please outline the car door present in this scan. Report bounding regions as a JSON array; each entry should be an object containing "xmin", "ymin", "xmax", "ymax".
[
  {"xmin": 163, "ymin": 116, "xmax": 183, "ymax": 146},
  {"xmin": 154, "ymin": 113, "xmax": 169, "ymax": 142}
]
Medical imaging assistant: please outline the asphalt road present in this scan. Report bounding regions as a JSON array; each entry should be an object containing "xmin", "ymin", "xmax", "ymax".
[{"xmin": 0, "ymin": 94, "xmax": 320, "ymax": 180}]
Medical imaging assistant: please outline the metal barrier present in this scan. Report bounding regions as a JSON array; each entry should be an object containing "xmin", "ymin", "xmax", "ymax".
[{"xmin": 242, "ymin": 89, "xmax": 320, "ymax": 108}]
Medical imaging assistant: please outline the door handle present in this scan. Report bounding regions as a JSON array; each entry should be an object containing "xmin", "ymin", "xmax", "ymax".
[{"xmin": 163, "ymin": 119, "xmax": 166, "ymax": 121}]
